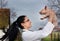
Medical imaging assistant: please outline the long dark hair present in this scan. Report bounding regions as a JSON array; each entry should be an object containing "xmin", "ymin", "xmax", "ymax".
[{"xmin": 0, "ymin": 15, "xmax": 26, "ymax": 41}]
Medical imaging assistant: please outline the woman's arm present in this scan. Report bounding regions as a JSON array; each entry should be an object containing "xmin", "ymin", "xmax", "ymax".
[
  {"xmin": 22, "ymin": 8, "xmax": 55, "ymax": 40},
  {"xmin": 22, "ymin": 22, "xmax": 55, "ymax": 40}
]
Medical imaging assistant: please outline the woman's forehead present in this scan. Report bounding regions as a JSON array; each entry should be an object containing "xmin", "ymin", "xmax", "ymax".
[{"xmin": 24, "ymin": 17, "xmax": 29, "ymax": 20}]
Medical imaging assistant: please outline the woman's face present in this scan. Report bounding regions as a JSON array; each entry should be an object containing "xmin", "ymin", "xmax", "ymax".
[{"xmin": 21, "ymin": 16, "xmax": 31, "ymax": 29}]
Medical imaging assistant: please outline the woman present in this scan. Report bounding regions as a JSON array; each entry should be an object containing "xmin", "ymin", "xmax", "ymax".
[
  {"xmin": 0, "ymin": 14, "xmax": 55, "ymax": 41},
  {"xmin": 21, "ymin": 15, "xmax": 55, "ymax": 41}
]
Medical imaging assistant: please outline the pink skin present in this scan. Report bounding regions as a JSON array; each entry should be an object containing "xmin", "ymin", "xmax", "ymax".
[{"xmin": 21, "ymin": 17, "xmax": 32, "ymax": 30}]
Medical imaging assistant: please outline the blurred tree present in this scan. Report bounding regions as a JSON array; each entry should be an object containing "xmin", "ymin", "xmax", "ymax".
[
  {"xmin": 0, "ymin": 0, "xmax": 17, "ymax": 25},
  {"xmin": 10, "ymin": 8, "xmax": 17, "ymax": 24},
  {"xmin": 0, "ymin": 0, "xmax": 8, "ymax": 8}
]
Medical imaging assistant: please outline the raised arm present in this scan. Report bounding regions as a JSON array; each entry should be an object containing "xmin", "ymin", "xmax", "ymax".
[{"xmin": 22, "ymin": 6, "xmax": 55, "ymax": 40}]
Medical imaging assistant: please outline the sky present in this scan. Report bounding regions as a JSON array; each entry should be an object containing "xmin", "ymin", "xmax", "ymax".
[{"xmin": 1, "ymin": 0, "xmax": 49, "ymax": 30}]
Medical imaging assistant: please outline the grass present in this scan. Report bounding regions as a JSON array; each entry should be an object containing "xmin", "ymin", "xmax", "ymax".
[{"xmin": 42, "ymin": 32, "xmax": 60, "ymax": 41}]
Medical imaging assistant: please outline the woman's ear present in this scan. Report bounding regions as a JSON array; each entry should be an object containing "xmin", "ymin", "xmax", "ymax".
[{"xmin": 21, "ymin": 23, "xmax": 24, "ymax": 27}]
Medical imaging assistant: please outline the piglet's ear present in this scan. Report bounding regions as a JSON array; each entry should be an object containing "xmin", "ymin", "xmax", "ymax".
[{"xmin": 45, "ymin": 6, "xmax": 47, "ymax": 10}]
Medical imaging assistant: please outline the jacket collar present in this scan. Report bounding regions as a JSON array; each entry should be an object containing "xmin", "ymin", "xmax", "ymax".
[{"xmin": 23, "ymin": 29, "xmax": 29, "ymax": 32}]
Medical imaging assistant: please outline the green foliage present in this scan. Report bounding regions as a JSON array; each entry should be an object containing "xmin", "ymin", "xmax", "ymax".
[{"xmin": 42, "ymin": 32, "xmax": 60, "ymax": 41}]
